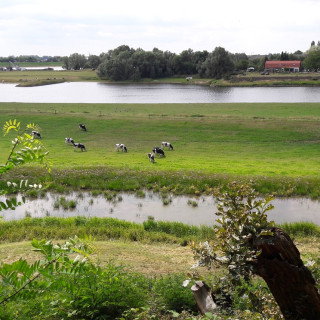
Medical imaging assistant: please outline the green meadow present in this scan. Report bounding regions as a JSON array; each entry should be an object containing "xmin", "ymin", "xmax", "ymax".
[{"xmin": 1, "ymin": 102, "xmax": 320, "ymax": 197}]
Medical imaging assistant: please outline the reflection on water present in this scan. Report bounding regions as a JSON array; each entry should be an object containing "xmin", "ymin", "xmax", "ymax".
[
  {"xmin": 1, "ymin": 82, "xmax": 320, "ymax": 103},
  {"xmin": 1, "ymin": 191, "xmax": 320, "ymax": 226}
]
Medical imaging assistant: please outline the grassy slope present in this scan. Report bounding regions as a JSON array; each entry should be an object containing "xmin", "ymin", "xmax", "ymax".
[
  {"xmin": 0, "ymin": 240, "xmax": 194, "ymax": 276},
  {"xmin": 1, "ymin": 102, "xmax": 320, "ymax": 177},
  {"xmin": 0, "ymin": 237, "xmax": 317, "ymax": 276}
]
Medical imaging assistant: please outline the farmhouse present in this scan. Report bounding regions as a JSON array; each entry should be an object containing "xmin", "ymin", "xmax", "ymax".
[{"xmin": 265, "ymin": 60, "xmax": 301, "ymax": 73}]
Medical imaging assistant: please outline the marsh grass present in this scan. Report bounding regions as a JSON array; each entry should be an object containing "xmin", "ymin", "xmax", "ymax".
[
  {"xmin": 280, "ymin": 221, "xmax": 320, "ymax": 237},
  {"xmin": 4, "ymin": 166, "xmax": 320, "ymax": 199},
  {"xmin": 53, "ymin": 196, "xmax": 77, "ymax": 210},
  {"xmin": 135, "ymin": 190, "xmax": 146, "ymax": 198},
  {"xmin": 0, "ymin": 216, "xmax": 318, "ymax": 250},
  {"xmin": 0, "ymin": 216, "xmax": 215, "ymax": 244},
  {"xmin": 187, "ymin": 199, "xmax": 198, "ymax": 207}
]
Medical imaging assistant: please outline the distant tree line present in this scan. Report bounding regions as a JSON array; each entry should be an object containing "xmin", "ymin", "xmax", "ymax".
[
  {"xmin": 61, "ymin": 44, "xmax": 319, "ymax": 80},
  {"xmin": 0, "ymin": 55, "xmax": 61, "ymax": 63},
  {"xmin": 1, "ymin": 41, "xmax": 320, "ymax": 80}
]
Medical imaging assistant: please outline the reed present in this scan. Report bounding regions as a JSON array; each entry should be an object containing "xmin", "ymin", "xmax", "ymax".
[
  {"xmin": 0, "ymin": 217, "xmax": 318, "ymax": 244},
  {"xmin": 280, "ymin": 221, "xmax": 320, "ymax": 237},
  {"xmin": 0, "ymin": 216, "xmax": 216, "ymax": 244}
]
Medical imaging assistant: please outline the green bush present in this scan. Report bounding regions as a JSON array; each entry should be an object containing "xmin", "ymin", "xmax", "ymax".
[
  {"xmin": 0, "ymin": 238, "xmax": 149, "ymax": 320},
  {"xmin": 152, "ymin": 274, "xmax": 198, "ymax": 313}
]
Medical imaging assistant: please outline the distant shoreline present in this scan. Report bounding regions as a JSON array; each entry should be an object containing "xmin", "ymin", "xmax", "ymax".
[{"xmin": 1, "ymin": 68, "xmax": 320, "ymax": 87}]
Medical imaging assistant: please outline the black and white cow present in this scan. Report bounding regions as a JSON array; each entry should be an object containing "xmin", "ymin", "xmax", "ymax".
[
  {"xmin": 148, "ymin": 153, "xmax": 155, "ymax": 164},
  {"xmin": 152, "ymin": 147, "xmax": 165, "ymax": 157},
  {"xmin": 31, "ymin": 131, "xmax": 41, "ymax": 139},
  {"xmin": 79, "ymin": 123, "xmax": 87, "ymax": 131},
  {"xmin": 115, "ymin": 143, "xmax": 128, "ymax": 152},
  {"xmin": 72, "ymin": 142, "xmax": 86, "ymax": 152},
  {"xmin": 161, "ymin": 141, "xmax": 173, "ymax": 150},
  {"xmin": 65, "ymin": 137, "xmax": 75, "ymax": 144}
]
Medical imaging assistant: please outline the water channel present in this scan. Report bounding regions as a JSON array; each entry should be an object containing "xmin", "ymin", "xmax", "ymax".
[
  {"xmin": 1, "ymin": 191, "xmax": 320, "ymax": 226},
  {"xmin": 1, "ymin": 82, "xmax": 320, "ymax": 103}
]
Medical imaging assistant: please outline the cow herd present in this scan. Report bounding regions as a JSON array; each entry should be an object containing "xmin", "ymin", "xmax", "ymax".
[
  {"xmin": 116, "ymin": 142, "xmax": 174, "ymax": 164},
  {"xmin": 31, "ymin": 123, "xmax": 174, "ymax": 164}
]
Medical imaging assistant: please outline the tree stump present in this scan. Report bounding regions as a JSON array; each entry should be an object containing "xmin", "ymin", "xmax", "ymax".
[
  {"xmin": 191, "ymin": 281, "xmax": 217, "ymax": 315},
  {"xmin": 253, "ymin": 227, "xmax": 320, "ymax": 320}
]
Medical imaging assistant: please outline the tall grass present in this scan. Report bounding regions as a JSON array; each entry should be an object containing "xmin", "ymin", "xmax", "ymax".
[
  {"xmin": 3, "ymin": 166, "xmax": 320, "ymax": 198},
  {"xmin": 0, "ymin": 216, "xmax": 216, "ymax": 244},
  {"xmin": 0, "ymin": 216, "xmax": 318, "ymax": 244},
  {"xmin": 280, "ymin": 221, "xmax": 320, "ymax": 237}
]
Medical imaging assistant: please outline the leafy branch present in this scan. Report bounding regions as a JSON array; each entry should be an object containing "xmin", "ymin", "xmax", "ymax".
[
  {"xmin": 0, "ymin": 236, "xmax": 94, "ymax": 306},
  {"xmin": 0, "ymin": 119, "xmax": 50, "ymax": 211}
]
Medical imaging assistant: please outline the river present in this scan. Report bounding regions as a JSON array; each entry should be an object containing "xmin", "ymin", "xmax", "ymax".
[{"xmin": 1, "ymin": 82, "xmax": 320, "ymax": 103}]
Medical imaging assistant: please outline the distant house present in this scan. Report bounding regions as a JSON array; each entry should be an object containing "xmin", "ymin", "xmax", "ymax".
[{"xmin": 265, "ymin": 60, "xmax": 301, "ymax": 73}]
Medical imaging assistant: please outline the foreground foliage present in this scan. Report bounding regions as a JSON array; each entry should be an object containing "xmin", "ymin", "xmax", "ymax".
[
  {"xmin": 0, "ymin": 119, "xmax": 49, "ymax": 211},
  {"xmin": 0, "ymin": 236, "xmax": 199, "ymax": 319},
  {"xmin": 0, "ymin": 218, "xmax": 320, "ymax": 318}
]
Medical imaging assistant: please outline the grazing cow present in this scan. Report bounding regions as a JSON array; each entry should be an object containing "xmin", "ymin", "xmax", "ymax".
[
  {"xmin": 72, "ymin": 142, "xmax": 86, "ymax": 152},
  {"xmin": 152, "ymin": 147, "xmax": 165, "ymax": 157},
  {"xmin": 148, "ymin": 153, "xmax": 155, "ymax": 164},
  {"xmin": 161, "ymin": 141, "xmax": 173, "ymax": 150},
  {"xmin": 65, "ymin": 137, "xmax": 74, "ymax": 144},
  {"xmin": 115, "ymin": 143, "xmax": 128, "ymax": 152},
  {"xmin": 79, "ymin": 123, "xmax": 87, "ymax": 131},
  {"xmin": 31, "ymin": 131, "xmax": 41, "ymax": 139}
]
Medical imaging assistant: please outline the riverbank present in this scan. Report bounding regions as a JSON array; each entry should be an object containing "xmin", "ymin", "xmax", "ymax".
[
  {"xmin": 0, "ymin": 217, "xmax": 319, "ymax": 271},
  {"xmin": 1, "ymin": 68, "xmax": 320, "ymax": 87}
]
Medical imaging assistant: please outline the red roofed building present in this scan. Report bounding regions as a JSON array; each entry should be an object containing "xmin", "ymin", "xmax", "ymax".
[{"xmin": 265, "ymin": 60, "xmax": 301, "ymax": 72}]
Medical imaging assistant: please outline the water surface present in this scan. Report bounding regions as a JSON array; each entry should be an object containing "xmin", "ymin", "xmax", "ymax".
[
  {"xmin": 1, "ymin": 82, "xmax": 320, "ymax": 103},
  {"xmin": 2, "ymin": 192, "xmax": 320, "ymax": 226}
]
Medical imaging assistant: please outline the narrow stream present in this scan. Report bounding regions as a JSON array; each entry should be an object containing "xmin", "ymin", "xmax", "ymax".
[{"xmin": 1, "ymin": 191, "xmax": 320, "ymax": 226}]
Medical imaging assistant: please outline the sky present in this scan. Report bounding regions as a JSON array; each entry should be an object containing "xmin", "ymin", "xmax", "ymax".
[{"xmin": 1, "ymin": 0, "xmax": 320, "ymax": 57}]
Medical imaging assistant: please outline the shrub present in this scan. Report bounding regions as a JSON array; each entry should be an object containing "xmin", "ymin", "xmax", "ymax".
[{"xmin": 152, "ymin": 274, "xmax": 198, "ymax": 313}]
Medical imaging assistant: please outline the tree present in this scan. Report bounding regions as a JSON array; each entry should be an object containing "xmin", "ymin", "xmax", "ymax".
[
  {"xmin": 190, "ymin": 182, "xmax": 320, "ymax": 319},
  {"xmin": 68, "ymin": 53, "xmax": 87, "ymax": 70},
  {"xmin": 171, "ymin": 49, "xmax": 197, "ymax": 75},
  {"xmin": 202, "ymin": 47, "xmax": 234, "ymax": 79},
  {"xmin": 304, "ymin": 49, "xmax": 320, "ymax": 71},
  {"xmin": 97, "ymin": 45, "xmax": 136, "ymax": 80},
  {"xmin": 0, "ymin": 120, "xmax": 50, "ymax": 211},
  {"xmin": 231, "ymin": 52, "xmax": 249, "ymax": 71},
  {"xmin": 86, "ymin": 54, "xmax": 101, "ymax": 70},
  {"xmin": 280, "ymin": 51, "xmax": 289, "ymax": 60}
]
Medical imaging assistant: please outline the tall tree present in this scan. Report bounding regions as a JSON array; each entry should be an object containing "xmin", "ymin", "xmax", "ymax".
[
  {"xmin": 304, "ymin": 49, "xmax": 320, "ymax": 71},
  {"xmin": 202, "ymin": 47, "xmax": 234, "ymax": 79},
  {"xmin": 68, "ymin": 53, "xmax": 87, "ymax": 70},
  {"xmin": 86, "ymin": 55, "xmax": 101, "ymax": 70}
]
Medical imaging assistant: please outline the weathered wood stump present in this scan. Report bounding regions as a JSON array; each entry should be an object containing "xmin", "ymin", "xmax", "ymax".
[
  {"xmin": 253, "ymin": 227, "xmax": 320, "ymax": 320},
  {"xmin": 191, "ymin": 281, "xmax": 217, "ymax": 315}
]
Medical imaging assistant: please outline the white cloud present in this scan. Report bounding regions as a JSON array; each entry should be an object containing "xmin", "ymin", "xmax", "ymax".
[{"xmin": 0, "ymin": 0, "xmax": 319, "ymax": 56}]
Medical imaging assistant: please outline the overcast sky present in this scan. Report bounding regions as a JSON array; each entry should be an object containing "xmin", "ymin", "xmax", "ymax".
[{"xmin": 1, "ymin": 0, "xmax": 319, "ymax": 57}]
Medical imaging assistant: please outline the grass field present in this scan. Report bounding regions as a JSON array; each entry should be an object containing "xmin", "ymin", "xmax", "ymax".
[
  {"xmin": 1, "ymin": 102, "xmax": 320, "ymax": 197},
  {"xmin": 0, "ymin": 68, "xmax": 99, "ymax": 83}
]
